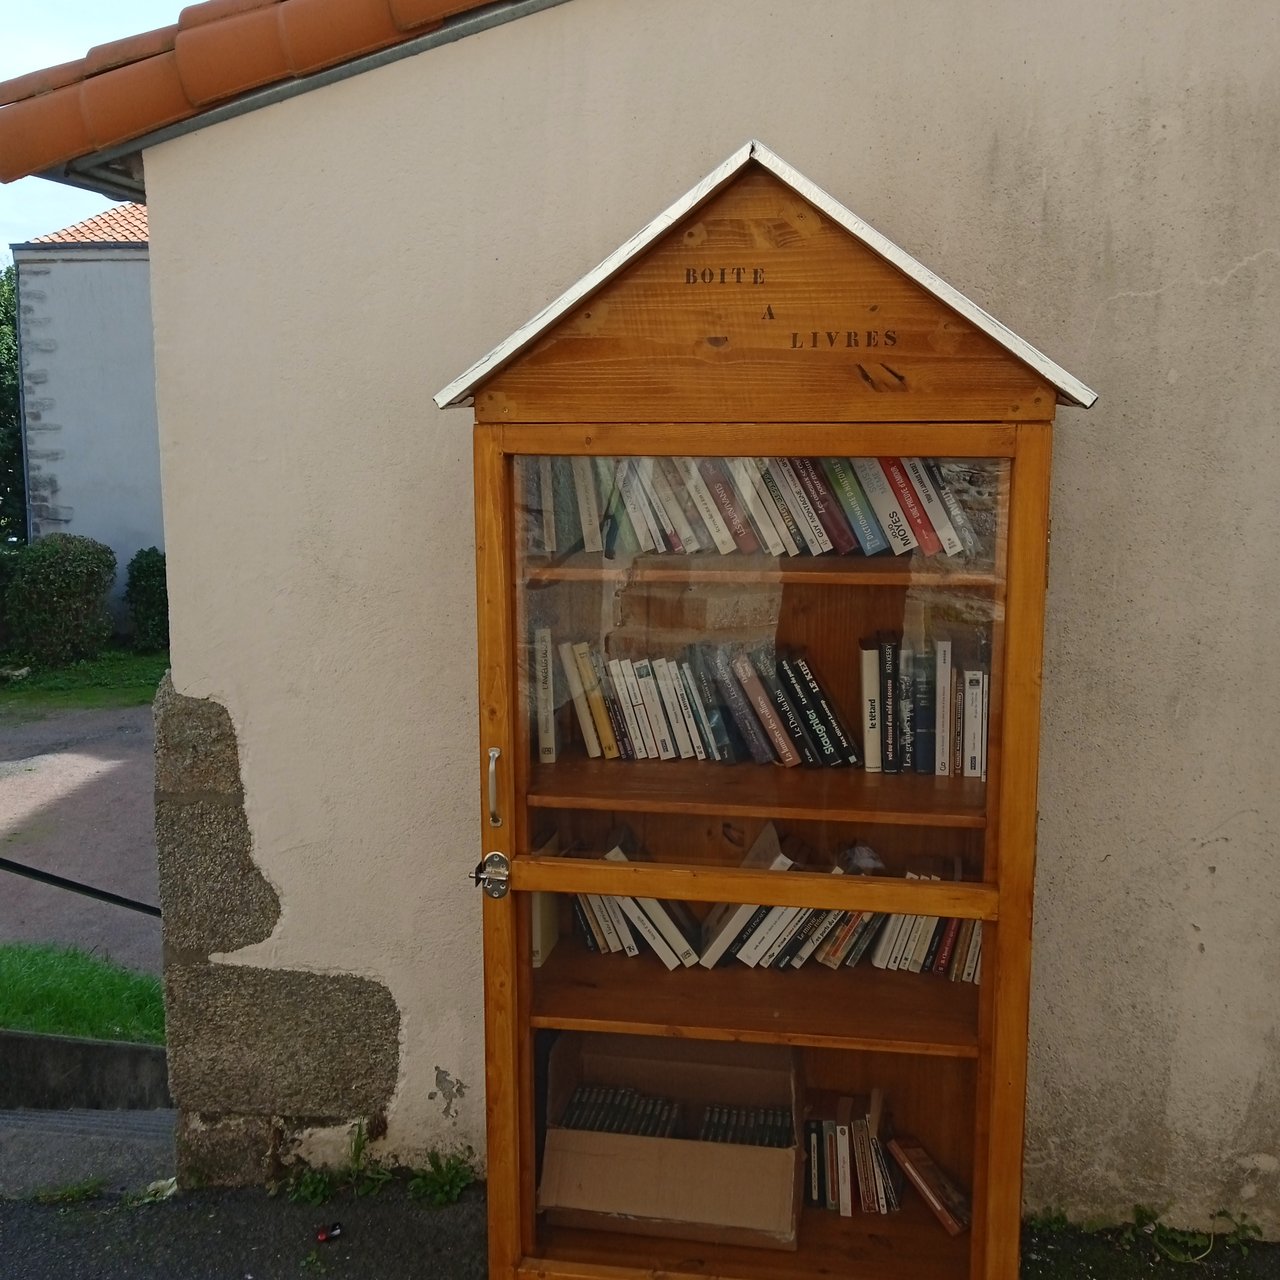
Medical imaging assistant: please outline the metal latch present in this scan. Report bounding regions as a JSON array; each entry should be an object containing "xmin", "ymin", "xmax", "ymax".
[{"xmin": 472, "ymin": 852, "xmax": 510, "ymax": 899}]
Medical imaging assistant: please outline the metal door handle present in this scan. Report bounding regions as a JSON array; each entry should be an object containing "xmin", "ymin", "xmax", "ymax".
[{"xmin": 488, "ymin": 747, "xmax": 502, "ymax": 827}]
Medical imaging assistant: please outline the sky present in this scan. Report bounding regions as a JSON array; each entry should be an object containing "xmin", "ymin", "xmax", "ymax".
[{"xmin": 0, "ymin": 1, "xmax": 180, "ymax": 264}]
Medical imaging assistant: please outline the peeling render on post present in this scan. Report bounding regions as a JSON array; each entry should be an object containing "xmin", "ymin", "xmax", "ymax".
[{"xmin": 154, "ymin": 677, "xmax": 402, "ymax": 1186}]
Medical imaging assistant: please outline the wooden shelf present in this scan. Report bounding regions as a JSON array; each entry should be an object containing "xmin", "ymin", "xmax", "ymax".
[
  {"xmin": 524, "ymin": 549, "xmax": 1002, "ymax": 590},
  {"xmin": 527, "ymin": 1199, "xmax": 969, "ymax": 1280},
  {"xmin": 532, "ymin": 938, "xmax": 979, "ymax": 1057},
  {"xmin": 529, "ymin": 758, "xmax": 988, "ymax": 829}
]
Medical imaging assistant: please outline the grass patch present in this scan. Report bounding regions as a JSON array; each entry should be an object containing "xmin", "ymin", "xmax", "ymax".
[
  {"xmin": 33, "ymin": 1177, "xmax": 107, "ymax": 1206},
  {"xmin": 0, "ymin": 647, "xmax": 169, "ymax": 713},
  {"xmin": 0, "ymin": 943, "xmax": 165, "ymax": 1044}
]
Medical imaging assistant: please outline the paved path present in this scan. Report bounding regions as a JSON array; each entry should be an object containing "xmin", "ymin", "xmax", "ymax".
[
  {"xmin": 0, "ymin": 1109, "xmax": 174, "ymax": 1199},
  {"xmin": 0, "ymin": 706, "xmax": 160, "ymax": 974}
]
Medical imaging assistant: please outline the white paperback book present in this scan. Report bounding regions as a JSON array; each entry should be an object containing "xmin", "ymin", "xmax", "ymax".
[
  {"xmin": 534, "ymin": 628, "xmax": 557, "ymax": 764},
  {"xmin": 860, "ymin": 644, "xmax": 883, "ymax": 773},
  {"xmin": 569, "ymin": 456, "xmax": 604, "ymax": 554},
  {"xmin": 699, "ymin": 822, "xmax": 795, "ymax": 968},
  {"xmin": 557, "ymin": 641, "xmax": 601, "ymax": 758},
  {"xmin": 603, "ymin": 848, "xmax": 698, "ymax": 967},
  {"xmin": 934, "ymin": 639, "xmax": 952, "ymax": 776}
]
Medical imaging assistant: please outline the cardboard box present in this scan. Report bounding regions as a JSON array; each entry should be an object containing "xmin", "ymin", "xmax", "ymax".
[{"xmin": 539, "ymin": 1032, "xmax": 802, "ymax": 1250}]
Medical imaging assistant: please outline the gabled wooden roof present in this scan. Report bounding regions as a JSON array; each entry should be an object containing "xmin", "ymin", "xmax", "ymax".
[{"xmin": 436, "ymin": 141, "xmax": 1096, "ymax": 411}]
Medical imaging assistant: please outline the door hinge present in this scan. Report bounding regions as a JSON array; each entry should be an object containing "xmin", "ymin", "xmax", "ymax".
[{"xmin": 472, "ymin": 851, "xmax": 510, "ymax": 899}]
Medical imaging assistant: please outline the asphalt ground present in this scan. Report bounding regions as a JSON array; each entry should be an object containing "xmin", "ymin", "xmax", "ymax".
[{"xmin": 0, "ymin": 706, "xmax": 161, "ymax": 974}]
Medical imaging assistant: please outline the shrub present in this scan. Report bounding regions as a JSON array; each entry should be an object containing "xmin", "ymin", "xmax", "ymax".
[
  {"xmin": 3, "ymin": 533, "xmax": 115, "ymax": 666},
  {"xmin": 0, "ymin": 543, "xmax": 24, "ymax": 648},
  {"xmin": 124, "ymin": 546, "xmax": 169, "ymax": 652}
]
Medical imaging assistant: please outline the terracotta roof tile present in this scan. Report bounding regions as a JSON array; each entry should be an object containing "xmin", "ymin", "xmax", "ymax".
[
  {"xmin": 0, "ymin": 0, "xmax": 504, "ymax": 185},
  {"xmin": 29, "ymin": 203, "xmax": 149, "ymax": 245}
]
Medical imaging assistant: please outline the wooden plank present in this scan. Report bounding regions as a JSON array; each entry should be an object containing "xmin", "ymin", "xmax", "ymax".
[
  {"xmin": 524, "ymin": 1200, "xmax": 969, "ymax": 1280},
  {"xmin": 528, "ymin": 757, "xmax": 988, "ymax": 829},
  {"xmin": 514, "ymin": 857, "xmax": 998, "ymax": 921},
  {"xmin": 531, "ymin": 935, "xmax": 979, "ymax": 1056},
  {"xmin": 476, "ymin": 169, "xmax": 1054, "ymax": 424},
  {"xmin": 976, "ymin": 423, "xmax": 1053, "ymax": 1280},
  {"xmin": 497, "ymin": 421, "xmax": 1018, "ymax": 457},
  {"xmin": 474, "ymin": 427, "xmax": 524, "ymax": 1275}
]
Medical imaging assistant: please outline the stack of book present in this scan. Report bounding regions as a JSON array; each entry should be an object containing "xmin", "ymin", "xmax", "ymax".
[
  {"xmin": 805, "ymin": 1088, "xmax": 902, "ymax": 1217},
  {"xmin": 557, "ymin": 1085, "xmax": 681, "ymax": 1137},
  {"xmin": 524, "ymin": 455, "xmax": 985, "ymax": 561},
  {"xmin": 537, "ymin": 634, "xmax": 859, "ymax": 768},
  {"xmin": 859, "ymin": 630, "xmax": 991, "ymax": 779},
  {"xmin": 697, "ymin": 1105, "xmax": 794, "ymax": 1147}
]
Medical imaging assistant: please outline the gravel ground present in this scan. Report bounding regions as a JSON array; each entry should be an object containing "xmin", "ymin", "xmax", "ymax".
[{"xmin": 0, "ymin": 1184, "xmax": 488, "ymax": 1280}]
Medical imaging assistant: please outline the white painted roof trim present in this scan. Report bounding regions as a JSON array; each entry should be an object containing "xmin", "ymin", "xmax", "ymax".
[{"xmin": 434, "ymin": 139, "xmax": 1097, "ymax": 410}]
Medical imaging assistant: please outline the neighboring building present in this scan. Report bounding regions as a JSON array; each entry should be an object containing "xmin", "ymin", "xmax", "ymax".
[
  {"xmin": 0, "ymin": 0, "xmax": 1275, "ymax": 1235},
  {"xmin": 12, "ymin": 202, "xmax": 161, "ymax": 617}
]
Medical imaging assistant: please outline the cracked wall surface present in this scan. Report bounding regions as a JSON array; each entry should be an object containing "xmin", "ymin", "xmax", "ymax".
[{"xmin": 145, "ymin": 0, "xmax": 1278, "ymax": 1229}]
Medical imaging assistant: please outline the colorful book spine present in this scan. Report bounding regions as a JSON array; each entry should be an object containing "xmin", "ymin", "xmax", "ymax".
[
  {"xmin": 730, "ymin": 650, "xmax": 800, "ymax": 766},
  {"xmin": 850, "ymin": 457, "xmax": 918, "ymax": 555},
  {"xmin": 534, "ymin": 628, "xmax": 557, "ymax": 763},
  {"xmin": 923, "ymin": 459, "xmax": 981, "ymax": 558},
  {"xmin": 677, "ymin": 457, "xmax": 737, "ymax": 554},
  {"xmin": 902, "ymin": 457, "xmax": 963, "ymax": 556},
  {"xmin": 878, "ymin": 635, "xmax": 900, "ymax": 774},
  {"xmin": 726, "ymin": 457, "xmax": 785, "ymax": 555},
  {"xmin": 789, "ymin": 457, "xmax": 859, "ymax": 553},
  {"xmin": 821, "ymin": 457, "xmax": 890, "ymax": 555},
  {"xmin": 879, "ymin": 457, "xmax": 942, "ymax": 555},
  {"xmin": 697, "ymin": 458, "xmax": 761, "ymax": 553},
  {"xmin": 711, "ymin": 646, "xmax": 775, "ymax": 764},
  {"xmin": 608, "ymin": 658, "xmax": 648, "ymax": 759},
  {"xmin": 572, "ymin": 642, "xmax": 620, "ymax": 759},
  {"xmin": 913, "ymin": 649, "xmax": 936, "ymax": 775},
  {"xmin": 791, "ymin": 654, "xmax": 860, "ymax": 765},
  {"xmin": 558, "ymin": 641, "xmax": 601, "ymax": 758},
  {"xmin": 897, "ymin": 645, "xmax": 915, "ymax": 772},
  {"xmin": 771, "ymin": 457, "xmax": 833, "ymax": 553},
  {"xmin": 776, "ymin": 653, "xmax": 843, "ymax": 767}
]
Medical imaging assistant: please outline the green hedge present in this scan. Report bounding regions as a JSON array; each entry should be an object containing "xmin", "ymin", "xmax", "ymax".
[
  {"xmin": 2, "ymin": 533, "xmax": 115, "ymax": 666},
  {"xmin": 125, "ymin": 546, "xmax": 169, "ymax": 652}
]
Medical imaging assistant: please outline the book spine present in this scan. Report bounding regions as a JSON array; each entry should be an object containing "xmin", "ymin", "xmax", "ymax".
[
  {"xmin": 730, "ymin": 650, "xmax": 800, "ymax": 766},
  {"xmin": 870, "ymin": 912, "xmax": 907, "ymax": 969},
  {"xmin": 634, "ymin": 659, "xmax": 676, "ymax": 759},
  {"xmin": 850, "ymin": 457, "xmax": 918, "ymax": 555},
  {"xmin": 697, "ymin": 458, "xmax": 761, "ymax": 553},
  {"xmin": 677, "ymin": 457, "xmax": 736, "ymax": 554},
  {"xmin": 751, "ymin": 649, "xmax": 820, "ymax": 765},
  {"xmin": 670, "ymin": 660, "xmax": 708, "ymax": 760},
  {"xmin": 637, "ymin": 898, "xmax": 698, "ymax": 966},
  {"xmin": 712, "ymin": 646, "xmax": 776, "ymax": 764},
  {"xmin": 789, "ymin": 457, "xmax": 858, "ymax": 553},
  {"xmin": 612, "ymin": 893, "xmax": 680, "ymax": 969},
  {"xmin": 963, "ymin": 920, "xmax": 984, "ymax": 983},
  {"xmin": 835, "ymin": 1105, "xmax": 855, "ymax": 1217},
  {"xmin": 886, "ymin": 1139, "xmax": 968, "ymax": 1235},
  {"xmin": 923, "ymin": 458, "xmax": 981, "ymax": 558},
  {"xmin": 805, "ymin": 1120, "xmax": 825, "ymax": 1207},
  {"xmin": 823, "ymin": 1122, "xmax": 839, "ymax": 1211},
  {"xmin": 932, "ymin": 917, "xmax": 963, "ymax": 974},
  {"xmin": 616, "ymin": 459, "xmax": 659, "ymax": 553},
  {"xmin": 860, "ymin": 642, "xmax": 882, "ymax": 773},
  {"xmin": 772, "ymin": 456, "xmax": 833, "ymax": 553},
  {"xmin": 844, "ymin": 913, "xmax": 885, "ymax": 969},
  {"xmin": 632, "ymin": 457, "xmax": 680, "ymax": 552},
  {"xmin": 657, "ymin": 456, "xmax": 712, "ymax": 551},
  {"xmin": 898, "ymin": 646, "xmax": 915, "ymax": 772},
  {"xmin": 679, "ymin": 661, "xmax": 718, "ymax": 760},
  {"xmin": 878, "ymin": 635, "xmax": 900, "ymax": 773},
  {"xmin": 879, "ymin": 457, "xmax": 942, "ymax": 555},
  {"xmin": 648, "ymin": 457, "xmax": 701, "ymax": 553},
  {"xmin": 591, "ymin": 456, "xmax": 636, "ymax": 556},
  {"xmin": 534, "ymin": 627, "xmax": 557, "ymax": 764},
  {"xmin": 608, "ymin": 658, "xmax": 648, "ymax": 759},
  {"xmin": 738, "ymin": 905, "xmax": 803, "ymax": 967},
  {"xmin": 952, "ymin": 667, "xmax": 965, "ymax": 777},
  {"xmin": 914, "ymin": 649, "xmax": 936, "ymax": 774},
  {"xmin": 593, "ymin": 649, "xmax": 633, "ymax": 760},
  {"xmin": 599, "ymin": 894, "xmax": 638, "ymax": 956},
  {"xmin": 569, "ymin": 456, "xmax": 604, "ymax": 553},
  {"xmin": 792, "ymin": 654, "xmax": 860, "ymax": 765},
  {"xmin": 726, "ymin": 458, "xmax": 785, "ymax": 555},
  {"xmin": 537, "ymin": 456, "xmax": 557, "ymax": 553},
  {"xmin": 557, "ymin": 641, "xmax": 601, "ymax": 758},
  {"xmin": 949, "ymin": 918, "xmax": 976, "ymax": 982},
  {"xmin": 572, "ymin": 642, "xmax": 620, "ymax": 760},
  {"xmin": 821, "ymin": 457, "xmax": 890, "ymax": 555},
  {"xmin": 903, "ymin": 456, "xmax": 964, "ymax": 556},
  {"xmin": 653, "ymin": 657, "xmax": 696, "ymax": 758},
  {"xmin": 572, "ymin": 896, "xmax": 600, "ymax": 951},
  {"xmin": 618, "ymin": 659, "xmax": 658, "ymax": 758},
  {"xmin": 585, "ymin": 892, "xmax": 622, "ymax": 952},
  {"xmin": 981, "ymin": 670, "xmax": 990, "ymax": 782},
  {"xmin": 934, "ymin": 640, "xmax": 952, "ymax": 776},
  {"xmin": 853, "ymin": 1117, "xmax": 878, "ymax": 1214},
  {"xmin": 963, "ymin": 670, "xmax": 984, "ymax": 777},
  {"xmin": 687, "ymin": 645, "xmax": 737, "ymax": 762},
  {"xmin": 759, "ymin": 908, "xmax": 811, "ymax": 968},
  {"xmin": 775, "ymin": 653, "xmax": 842, "ymax": 767},
  {"xmin": 753, "ymin": 459, "xmax": 806, "ymax": 555},
  {"xmin": 793, "ymin": 907, "xmax": 846, "ymax": 968},
  {"xmin": 921, "ymin": 917, "xmax": 949, "ymax": 972}
]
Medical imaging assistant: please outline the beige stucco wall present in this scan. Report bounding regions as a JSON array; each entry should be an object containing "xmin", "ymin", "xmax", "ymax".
[{"xmin": 144, "ymin": 0, "xmax": 1280, "ymax": 1228}]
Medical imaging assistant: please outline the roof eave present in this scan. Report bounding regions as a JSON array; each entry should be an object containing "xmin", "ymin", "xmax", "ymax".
[{"xmin": 435, "ymin": 140, "xmax": 1097, "ymax": 411}]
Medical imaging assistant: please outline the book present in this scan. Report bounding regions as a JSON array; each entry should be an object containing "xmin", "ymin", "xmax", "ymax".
[
  {"xmin": 679, "ymin": 660, "xmax": 720, "ymax": 760},
  {"xmin": 608, "ymin": 658, "xmax": 648, "ymax": 759},
  {"xmin": 569, "ymin": 456, "xmax": 604, "ymax": 554},
  {"xmin": 592, "ymin": 648, "xmax": 633, "ymax": 759},
  {"xmin": 789, "ymin": 457, "xmax": 859, "ymax": 553},
  {"xmin": 677, "ymin": 457, "xmax": 736, "ymax": 554},
  {"xmin": 538, "ymin": 456, "xmax": 557, "ymax": 553},
  {"xmin": 534, "ymin": 628, "xmax": 557, "ymax": 764},
  {"xmin": 804, "ymin": 1119, "xmax": 826, "ymax": 1207},
  {"xmin": 653, "ymin": 657, "xmax": 696, "ymax": 759},
  {"xmin": 618, "ymin": 659, "xmax": 659, "ymax": 758},
  {"xmin": 879, "ymin": 457, "xmax": 942, "ymax": 556},
  {"xmin": 897, "ymin": 644, "xmax": 915, "ymax": 772},
  {"xmin": 633, "ymin": 659, "xmax": 676, "ymax": 760},
  {"xmin": 669, "ymin": 659, "xmax": 708, "ymax": 761},
  {"xmin": 698, "ymin": 822, "xmax": 795, "ymax": 967},
  {"xmin": 913, "ymin": 648, "xmax": 936, "ymax": 774},
  {"xmin": 859, "ymin": 640, "xmax": 882, "ymax": 773},
  {"xmin": 850, "ymin": 457, "xmax": 918, "ymax": 555},
  {"xmin": 934, "ymin": 639, "xmax": 952, "ymax": 777},
  {"xmin": 820, "ymin": 457, "xmax": 890, "ymax": 555},
  {"xmin": 572, "ymin": 642, "xmax": 620, "ymax": 760},
  {"xmin": 790, "ymin": 653, "xmax": 860, "ymax": 765},
  {"xmin": 878, "ymin": 634, "xmax": 901, "ymax": 773},
  {"xmin": 931, "ymin": 917, "xmax": 963, "ymax": 975},
  {"xmin": 730, "ymin": 650, "xmax": 801, "ymax": 766},
  {"xmin": 963, "ymin": 668, "xmax": 985, "ymax": 777},
  {"xmin": 632, "ymin": 457, "xmax": 682, "ymax": 552},
  {"xmin": 597, "ymin": 892, "xmax": 639, "ymax": 957},
  {"xmin": 835, "ymin": 1096, "xmax": 856, "ymax": 1217},
  {"xmin": 886, "ymin": 1136, "xmax": 971, "ymax": 1235},
  {"xmin": 592, "ymin": 456, "xmax": 638, "ymax": 557},
  {"xmin": 752, "ymin": 459, "xmax": 807, "ymax": 555},
  {"xmin": 726, "ymin": 457, "xmax": 786, "ymax": 556},
  {"xmin": 616, "ymin": 459, "xmax": 659, "ymax": 553},
  {"xmin": 771, "ymin": 456, "xmax": 834, "ymax": 553},
  {"xmin": 697, "ymin": 457, "xmax": 761, "ymax": 553},
  {"xmin": 902, "ymin": 457, "xmax": 964, "ymax": 556},
  {"xmin": 572, "ymin": 896, "xmax": 602, "ymax": 952},
  {"xmin": 923, "ymin": 459, "xmax": 981, "ymax": 558},
  {"xmin": 558, "ymin": 641, "xmax": 602, "ymax": 758},
  {"xmin": 684, "ymin": 647, "xmax": 736, "ymax": 762},
  {"xmin": 649, "ymin": 457, "xmax": 703, "ymax": 553},
  {"xmin": 607, "ymin": 886, "xmax": 683, "ymax": 970},
  {"xmin": 711, "ymin": 646, "xmax": 775, "ymax": 764},
  {"xmin": 775, "ymin": 652, "xmax": 843, "ymax": 767}
]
